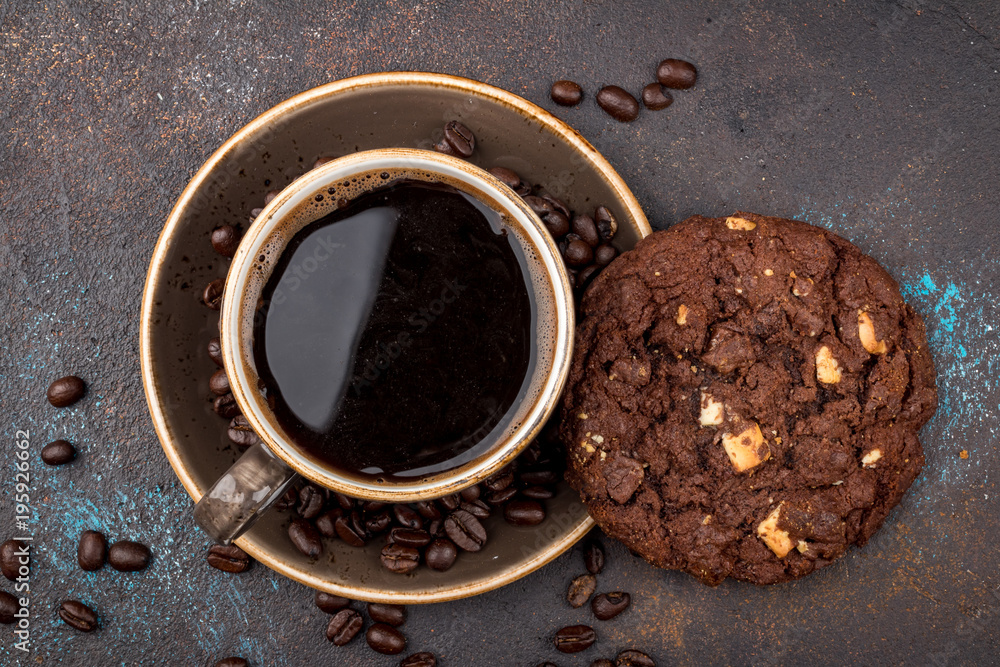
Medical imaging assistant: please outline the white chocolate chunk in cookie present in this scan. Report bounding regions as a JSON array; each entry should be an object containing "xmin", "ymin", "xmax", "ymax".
[
  {"xmin": 699, "ymin": 392, "xmax": 725, "ymax": 427},
  {"xmin": 726, "ymin": 216, "xmax": 757, "ymax": 231},
  {"xmin": 676, "ymin": 304, "xmax": 689, "ymax": 325},
  {"xmin": 721, "ymin": 422, "xmax": 771, "ymax": 473},
  {"xmin": 758, "ymin": 503, "xmax": 794, "ymax": 558},
  {"xmin": 815, "ymin": 345, "xmax": 842, "ymax": 384},
  {"xmin": 862, "ymin": 449, "xmax": 882, "ymax": 467},
  {"xmin": 858, "ymin": 311, "xmax": 888, "ymax": 355}
]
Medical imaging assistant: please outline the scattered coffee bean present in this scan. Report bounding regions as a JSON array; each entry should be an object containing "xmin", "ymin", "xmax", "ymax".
[
  {"xmin": 393, "ymin": 504, "xmax": 423, "ymax": 530},
  {"xmin": 332, "ymin": 492, "xmax": 355, "ymax": 511},
  {"xmin": 413, "ymin": 500, "xmax": 442, "ymax": 521},
  {"xmin": 572, "ymin": 214, "xmax": 600, "ymax": 247},
  {"xmin": 444, "ymin": 510, "xmax": 487, "ymax": 552},
  {"xmin": 591, "ymin": 660, "xmax": 615, "ymax": 667},
  {"xmin": 326, "ymin": 608, "xmax": 363, "ymax": 645},
  {"xmin": 41, "ymin": 439, "xmax": 77, "ymax": 466},
  {"xmin": 367, "ymin": 603, "xmax": 406, "ymax": 627},
  {"xmin": 504, "ymin": 500, "xmax": 547, "ymax": 527},
  {"xmin": 211, "ymin": 225, "xmax": 241, "ymax": 258},
  {"xmin": 207, "ymin": 544, "xmax": 251, "ymax": 573},
  {"xmin": 389, "ymin": 528, "xmax": 432, "ymax": 549},
  {"xmin": 213, "ymin": 393, "xmax": 239, "ymax": 419},
  {"xmin": 214, "ymin": 658, "xmax": 248, "ymax": 667},
  {"xmin": 438, "ymin": 493, "xmax": 461, "ymax": 511},
  {"xmin": 460, "ymin": 485, "xmax": 481, "ymax": 502},
  {"xmin": 288, "ymin": 518, "xmax": 323, "ymax": 558},
  {"xmin": 0, "ymin": 592, "xmax": 19, "ymax": 624},
  {"xmin": 567, "ymin": 573, "xmax": 597, "ymax": 608},
  {"xmin": 616, "ymin": 649, "xmax": 655, "ymax": 666},
  {"xmin": 108, "ymin": 540, "xmax": 151, "ymax": 572},
  {"xmin": 227, "ymin": 415, "xmax": 259, "ymax": 449},
  {"xmin": 203, "ymin": 278, "xmax": 225, "ymax": 310},
  {"xmin": 594, "ymin": 206, "xmax": 618, "ymax": 242},
  {"xmin": 335, "ymin": 515, "xmax": 366, "ymax": 548},
  {"xmin": 641, "ymin": 83, "xmax": 673, "ymax": 110},
  {"xmin": 554, "ymin": 624, "xmax": 597, "ymax": 653},
  {"xmin": 425, "ymin": 538, "xmax": 458, "ymax": 571},
  {"xmin": 47, "ymin": 375, "xmax": 86, "ymax": 407},
  {"xmin": 656, "ymin": 58, "xmax": 697, "ymax": 89},
  {"xmin": 209, "ymin": 369, "xmax": 230, "ymax": 395},
  {"xmin": 59, "ymin": 599, "xmax": 97, "ymax": 632},
  {"xmin": 543, "ymin": 211, "xmax": 571, "ymax": 238},
  {"xmin": 315, "ymin": 591, "xmax": 351, "ymax": 614},
  {"xmin": 1, "ymin": 539, "xmax": 27, "ymax": 581},
  {"xmin": 459, "ymin": 499, "xmax": 491, "ymax": 520},
  {"xmin": 296, "ymin": 485, "xmax": 325, "ymax": 520},
  {"xmin": 592, "ymin": 591, "xmax": 631, "ymax": 620},
  {"xmin": 364, "ymin": 510, "xmax": 392, "ymax": 535},
  {"xmin": 563, "ymin": 238, "xmax": 594, "ymax": 267},
  {"xmin": 485, "ymin": 485, "xmax": 518, "ymax": 506},
  {"xmin": 381, "ymin": 543, "xmax": 420, "ymax": 574},
  {"xmin": 584, "ymin": 540, "xmax": 605, "ymax": 574},
  {"xmin": 594, "ymin": 244, "xmax": 618, "ymax": 266},
  {"xmin": 400, "ymin": 652, "xmax": 436, "ymax": 667},
  {"xmin": 576, "ymin": 265, "xmax": 601, "ymax": 290},
  {"xmin": 77, "ymin": 530, "xmax": 107, "ymax": 571},
  {"xmin": 437, "ymin": 121, "xmax": 475, "ymax": 158},
  {"xmin": 488, "ymin": 167, "xmax": 522, "ymax": 191},
  {"xmin": 543, "ymin": 195, "xmax": 571, "ymax": 218},
  {"xmin": 274, "ymin": 487, "xmax": 297, "ymax": 512},
  {"xmin": 596, "ymin": 86, "xmax": 639, "ymax": 122},
  {"xmin": 264, "ymin": 190, "xmax": 280, "ymax": 204},
  {"xmin": 367, "ymin": 622, "xmax": 407, "ymax": 655},
  {"xmin": 207, "ymin": 337, "xmax": 224, "ymax": 366},
  {"xmin": 519, "ymin": 468, "xmax": 559, "ymax": 485},
  {"xmin": 313, "ymin": 156, "xmax": 335, "ymax": 169},
  {"xmin": 521, "ymin": 485, "xmax": 555, "ymax": 500},
  {"xmin": 551, "ymin": 80, "xmax": 584, "ymax": 106}
]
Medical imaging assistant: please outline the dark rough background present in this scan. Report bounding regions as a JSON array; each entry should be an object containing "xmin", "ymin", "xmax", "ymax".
[{"xmin": 2, "ymin": 1, "xmax": 999, "ymax": 665}]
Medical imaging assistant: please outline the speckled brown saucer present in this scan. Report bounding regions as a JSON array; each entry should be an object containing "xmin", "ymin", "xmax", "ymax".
[{"xmin": 140, "ymin": 72, "xmax": 650, "ymax": 603}]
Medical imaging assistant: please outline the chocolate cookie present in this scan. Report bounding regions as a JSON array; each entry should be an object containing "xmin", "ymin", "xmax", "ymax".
[{"xmin": 560, "ymin": 212, "xmax": 937, "ymax": 585}]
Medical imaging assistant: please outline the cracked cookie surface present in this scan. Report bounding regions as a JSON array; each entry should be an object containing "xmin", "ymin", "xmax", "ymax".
[{"xmin": 560, "ymin": 212, "xmax": 937, "ymax": 585}]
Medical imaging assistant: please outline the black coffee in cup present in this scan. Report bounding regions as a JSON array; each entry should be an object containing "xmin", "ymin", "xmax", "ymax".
[{"xmin": 252, "ymin": 179, "xmax": 537, "ymax": 481}]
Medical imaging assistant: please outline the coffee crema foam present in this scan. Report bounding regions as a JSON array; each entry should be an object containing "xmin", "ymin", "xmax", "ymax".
[{"xmin": 236, "ymin": 165, "xmax": 562, "ymax": 484}]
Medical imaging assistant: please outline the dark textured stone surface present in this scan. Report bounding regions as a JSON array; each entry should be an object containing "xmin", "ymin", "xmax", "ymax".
[{"xmin": 0, "ymin": 1, "xmax": 997, "ymax": 664}]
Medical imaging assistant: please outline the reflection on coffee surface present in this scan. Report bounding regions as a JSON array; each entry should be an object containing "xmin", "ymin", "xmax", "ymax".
[{"xmin": 254, "ymin": 180, "xmax": 536, "ymax": 480}]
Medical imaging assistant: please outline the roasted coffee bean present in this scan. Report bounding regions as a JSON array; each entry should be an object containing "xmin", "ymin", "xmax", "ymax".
[
  {"xmin": 333, "ymin": 492, "xmax": 356, "ymax": 511},
  {"xmin": 427, "ymin": 518, "xmax": 444, "ymax": 537},
  {"xmin": 554, "ymin": 624, "xmax": 596, "ymax": 653},
  {"xmin": 315, "ymin": 591, "xmax": 351, "ymax": 613},
  {"xmin": 520, "ymin": 468, "xmax": 559, "ymax": 485},
  {"xmin": 363, "ymin": 500, "xmax": 388, "ymax": 513},
  {"xmin": 504, "ymin": 499, "xmax": 547, "ymax": 526},
  {"xmin": 227, "ymin": 415, "xmax": 259, "ymax": 449},
  {"xmin": 594, "ymin": 244, "xmax": 618, "ymax": 266},
  {"xmin": 335, "ymin": 515, "xmax": 366, "ymax": 548},
  {"xmin": 576, "ymin": 265, "xmax": 601, "ymax": 290},
  {"xmin": 249, "ymin": 207, "xmax": 263, "ymax": 221},
  {"xmin": 437, "ymin": 493, "xmax": 461, "ymax": 511},
  {"xmin": 207, "ymin": 544, "xmax": 250, "ymax": 573},
  {"xmin": 413, "ymin": 501, "xmax": 442, "ymax": 521},
  {"xmin": 444, "ymin": 510, "xmax": 487, "ymax": 552},
  {"xmin": 367, "ymin": 602, "xmax": 406, "ymax": 627},
  {"xmin": 592, "ymin": 592, "xmax": 631, "ymax": 620},
  {"xmin": 41, "ymin": 439, "xmax": 77, "ymax": 466},
  {"xmin": 656, "ymin": 58, "xmax": 697, "ymax": 89},
  {"xmin": 207, "ymin": 337, "xmax": 224, "ymax": 366},
  {"xmin": 442, "ymin": 121, "xmax": 475, "ymax": 158},
  {"xmin": 488, "ymin": 167, "xmax": 522, "ymax": 191},
  {"xmin": 264, "ymin": 190, "xmax": 280, "ymax": 204},
  {"xmin": 596, "ymin": 86, "xmax": 639, "ymax": 122},
  {"xmin": 594, "ymin": 206, "xmax": 618, "ymax": 242},
  {"xmin": 326, "ymin": 608, "xmax": 363, "ymax": 645},
  {"xmin": 425, "ymin": 538, "xmax": 457, "ymax": 571},
  {"xmin": 616, "ymin": 649, "xmax": 655, "ymax": 666},
  {"xmin": 400, "ymin": 652, "xmax": 437, "ymax": 667},
  {"xmin": 365, "ymin": 510, "xmax": 392, "ymax": 535},
  {"xmin": 543, "ymin": 195, "xmax": 571, "ymax": 218},
  {"xmin": 209, "ymin": 369, "xmax": 230, "ymax": 396},
  {"xmin": 212, "ymin": 393, "xmax": 238, "ymax": 419},
  {"xmin": 523, "ymin": 195, "xmax": 555, "ymax": 217},
  {"xmin": 211, "ymin": 225, "xmax": 241, "ymax": 258},
  {"xmin": 288, "ymin": 518, "xmax": 323, "ymax": 558},
  {"xmin": 108, "ymin": 540, "xmax": 151, "ymax": 572},
  {"xmin": 641, "ymin": 83, "xmax": 673, "ymax": 110},
  {"xmin": 214, "ymin": 658, "xmax": 248, "ymax": 667},
  {"xmin": 77, "ymin": 530, "xmax": 107, "ymax": 571},
  {"xmin": 296, "ymin": 485, "xmax": 324, "ymax": 520},
  {"xmin": 535, "ymin": 663, "xmax": 558, "ymax": 667},
  {"xmin": 485, "ymin": 485, "xmax": 517, "ymax": 506},
  {"xmin": 47, "ymin": 375, "xmax": 86, "ymax": 407},
  {"xmin": 367, "ymin": 622, "xmax": 407, "ymax": 655},
  {"xmin": 460, "ymin": 499, "xmax": 491, "ymax": 519},
  {"xmin": 521, "ymin": 485, "xmax": 555, "ymax": 500},
  {"xmin": 315, "ymin": 509, "xmax": 341, "ymax": 537},
  {"xmin": 572, "ymin": 214, "xmax": 600, "ymax": 247},
  {"xmin": 203, "ymin": 278, "xmax": 225, "ymax": 310},
  {"xmin": 380, "ymin": 543, "xmax": 420, "ymax": 574},
  {"xmin": 564, "ymin": 238, "xmax": 595, "ymax": 267},
  {"xmin": 539, "ymin": 211, "xmax": 568, "ymax": 239},
  {"xmin": 393, "ymin": 504, "xmax": 423, "ymax": 529},
  {"xmin": 313, "ymin": 155, "xmax": 335, "ymax": 169},
  {"xmin": 389, "ymin": 528, "xmax": 432, "ymax": 549},
  {"xmin": 567, "ymin": 573, "xmax": 597, "ymax": 608},
  {"xmin": 59, "ymin": 599, "xmax": 97, "ymax": 632},
  {"xmin": 274, "ymin": 487, "xmax": 298, "ymax": 512},
  {"xmin": 584, "ymin": 540, "xmax": 605, "ymax": 575},
  {"xmin": 0, "ymin": 592, "xmax": 18, "ymax": 624},
  {"xmin": 484, "ymin": 467, "xmax": 515, "ymax": 492},
  {"xmin": 591, "ymin": 660, "xmax": 615, "ymax": 667},
  {"xmin": 551, "ymin": 80, "xmax": 584, "ymax": 106},
  {"xmin": 459, "ymin": 484, "xmax": 481, "ymax": 502}
]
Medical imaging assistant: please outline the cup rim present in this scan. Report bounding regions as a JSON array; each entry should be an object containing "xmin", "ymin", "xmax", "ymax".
[{"xmin": 220, "ymin": 147, "xmax": 575, "ymax": 501}]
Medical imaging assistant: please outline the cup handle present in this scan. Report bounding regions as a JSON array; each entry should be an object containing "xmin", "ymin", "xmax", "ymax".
[{"xmin": 194, "ymin": 443, "xmax": 299, "ymax": 544}]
